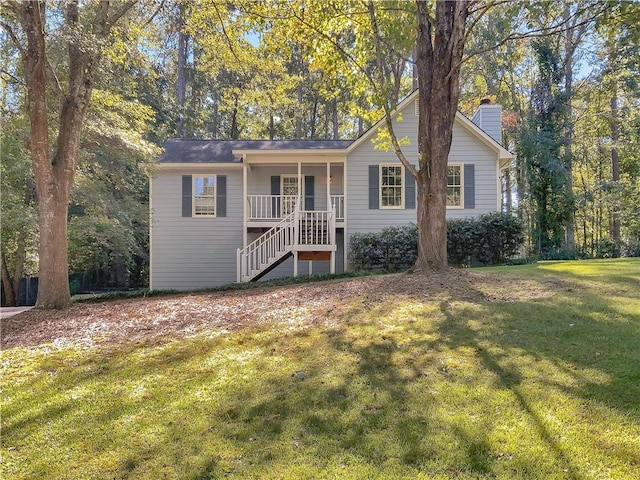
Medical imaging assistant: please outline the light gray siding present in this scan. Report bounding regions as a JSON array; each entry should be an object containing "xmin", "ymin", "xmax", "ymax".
[
  {"xmin": 471, "ymin": 104, "xmax": 502, "ymax": 144},
  {"xmin": 447, "ymin": 122, "xmax": 499, "ymax": 217},
  {"xmin": 150, "ymin": 169, "xmax": 243, "ymax": 289},
  {"xmin": 346, "ymin": 104, "xmax": 500, "ymax": 261}
]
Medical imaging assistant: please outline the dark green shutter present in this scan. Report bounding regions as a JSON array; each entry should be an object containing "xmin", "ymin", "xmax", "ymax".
[
  {"xmin": 405, "ymin": 166, "xmax": 416, "ymax": 209},
  {"xmin": 369, "ymin": 165, "xmax": 379, "ymax": 209},
  {"xmin": 271, "ymin": 176, "xmax": 280, "ymax": 217},
  {"xmin": 217, "ymin": 175, "xmax": 226, "ymax": 217},
  {"xmin": 305, "ymin": 176, "xmax": 314, "ymax": 210},
  {"xmin": 464, "ymin": 164, "xmax": 475, "ymax": 209},
  {"xmin": 182, "ymin": 175, "xmax": 192, "ymax": 217}
]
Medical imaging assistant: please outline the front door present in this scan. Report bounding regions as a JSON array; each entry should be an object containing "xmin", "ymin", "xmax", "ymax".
[{"xmin": 281, "ymin": 175, "xmax": 303, "ymax": 215}]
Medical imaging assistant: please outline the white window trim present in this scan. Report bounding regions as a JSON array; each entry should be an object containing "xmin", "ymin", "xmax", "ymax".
[
  {"xmin": 446, "ymin": 164, "xmax": 464, "ymax": 209},
  {"xmin": 379, "ymin": 164, "xmax": 405, "ymax": 209},
  {"xmin": 193, "ymin": 174, "xmax": 217, "ymax": 217}
]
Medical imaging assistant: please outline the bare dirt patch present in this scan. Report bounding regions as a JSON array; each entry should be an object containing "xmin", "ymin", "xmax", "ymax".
[{"xmin": 1, "ymin": 270, "xmax": 553, "ymax": 350}]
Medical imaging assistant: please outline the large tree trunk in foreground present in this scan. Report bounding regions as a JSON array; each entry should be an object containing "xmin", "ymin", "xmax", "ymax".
[
  {"xmin": 414, "ymin": 0, "xmax": 469, "ymax": 272},
  {"xmin": 9, "ymin": 0, "xmax": 135, "ymax": 308}
]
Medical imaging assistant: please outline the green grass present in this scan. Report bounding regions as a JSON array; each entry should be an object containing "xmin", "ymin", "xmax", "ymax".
[{"xmin": 3, "ymin": 259, "xmax": 639, "ymax": 479}]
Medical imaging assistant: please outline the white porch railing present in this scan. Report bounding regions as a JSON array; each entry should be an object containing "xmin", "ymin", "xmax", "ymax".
[
  {"xmin": 248, "ymin": 195, "xmax": 299, "ymax": 220},
  {"xmin": 248, "ymin": 194, "xmax": 344, "ymax": 221},
  {"xmin": 237, "ymin": 211, "xmax": 297, "ymax": 283}
]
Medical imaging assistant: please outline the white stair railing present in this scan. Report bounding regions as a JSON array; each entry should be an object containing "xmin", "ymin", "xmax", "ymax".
[
  {"xmin": 299, "ymin": 211, "xmax": 334, "ymax": 246},
  {"xmin": 237, "ymin": 209, "xmax": 297, "ymax": 282},
  {"xmin": 237, "ymin": 200, "xmax": 337, "ymax": 283}
]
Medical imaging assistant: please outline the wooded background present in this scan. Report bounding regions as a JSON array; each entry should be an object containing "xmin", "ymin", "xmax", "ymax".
[{"xmin": 2, "ymin": 0, "xmax": 638, "ymax": 306}]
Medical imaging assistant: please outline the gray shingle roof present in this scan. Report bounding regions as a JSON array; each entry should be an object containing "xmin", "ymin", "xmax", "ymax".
[{"xmin": 158, "ymin": 139, "xmax": 355, "ymax": 164}]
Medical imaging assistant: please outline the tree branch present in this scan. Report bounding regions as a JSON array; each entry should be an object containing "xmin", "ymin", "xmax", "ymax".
[
  {"xmin": 46, "ymin": 58, "xmax": 63, "ymax": 100},
  {"xmin": 461, "ymin": 2, "xmax": 607, "ymax": 68},
  {"xmin": 143, "ymin": 0, "xmax": 166, "ymax": 27},
  {"xmin": 0, "ymin": 21, "xmax": 26, "ymax": 58},
  {"xmin": 367, "ymin": 0, "xmax": 417, "ymax": 178},
  {"xmin": 105, "ymin": 0, "xmax": 138, "ymax": 31},
  {"xmin": 0, "ymin": 69, "xmax": 23, "ymax": 85}
]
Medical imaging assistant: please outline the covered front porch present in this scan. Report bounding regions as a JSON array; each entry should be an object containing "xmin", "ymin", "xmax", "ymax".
[
  {"xmin": 240, "ymin": 157, "xmax": 345, "ymax": 230},
  {"xmin": 236, "ymin": 154, "xmax": 346, "ymax": 282}
]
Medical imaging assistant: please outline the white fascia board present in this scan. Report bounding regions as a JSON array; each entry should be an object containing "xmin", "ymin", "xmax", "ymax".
[
  {"xmin": 240, "ymin": 153, "xmax": 347, "ymax": 164},
  {"xmin": 455, "ymin": 113, "xmax": 514, "ymax": 161},
  {"xmin": 236, "ymin": 149, "xmax": 347, "ymax": 158},
  {"xmin": 156, "ymin": 162, "xmax": 244, "ymax": 170}
]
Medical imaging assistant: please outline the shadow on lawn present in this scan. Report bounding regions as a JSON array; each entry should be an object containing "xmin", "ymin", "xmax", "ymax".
[
  {"xmin": 429, "ymin": 273, "xmax": 640, "ymax": 477},
  {"xmin": 4, "ymin": 268, "xmax": 639, "ymax": 479}
]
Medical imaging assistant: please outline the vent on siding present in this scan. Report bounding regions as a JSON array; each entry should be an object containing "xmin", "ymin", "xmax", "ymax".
[{"xmin": 415, "ymin": 99, "xmax": 419, "ymax": 116}]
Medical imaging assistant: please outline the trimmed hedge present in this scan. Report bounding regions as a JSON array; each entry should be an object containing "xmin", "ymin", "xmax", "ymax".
[
  {"xmin": 349, "ymin": 212, "xmax": 524, "ymax": 271},
  {"xmin": 348, "ymin": 224, "xmax": 418, "ymax": 272}
]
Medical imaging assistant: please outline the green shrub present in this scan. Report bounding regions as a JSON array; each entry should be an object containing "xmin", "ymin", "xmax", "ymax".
[
  {"xmin": 622, "ymin": 242, "xmax": 640, "ymax": 258},
  {"xmin": 475, "ymin": 212, "xmax": 525, "ymax": 266},
  {"xmin": 349, "ymin": 225, "xmax": 417, "ymax": 272},
  {"xmin": 447, "ymin": 218, "xmax": 475, "ymax": 267},
  {"xmin": 541, "ymin": 248, "xmax": 587, "ymax": 260},
  {"xmin": 349, "ymin": 213, "xmax": 525, "ymax": 271},
  {"xmin": 597, "ymin": 237, "xmax": 621, "ymax": 258}
]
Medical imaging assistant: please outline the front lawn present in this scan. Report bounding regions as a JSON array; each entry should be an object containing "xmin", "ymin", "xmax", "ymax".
[{"xmin": 2, "ymin": 259, "xmax": 639, "ymax": 479}]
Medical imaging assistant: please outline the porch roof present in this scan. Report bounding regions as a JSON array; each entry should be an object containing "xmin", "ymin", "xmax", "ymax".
[{"xmin": 159, "ymin": 139, "xmax": 354, "ymax": 164}]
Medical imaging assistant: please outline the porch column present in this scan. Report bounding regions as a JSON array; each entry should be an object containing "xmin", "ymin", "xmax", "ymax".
[
  {"xmin": 242, "ymin": 159, "xmax": 247, "ymax": 248},
  {"xmin": 297, "ymin": 161, "xmax": 302, "ymax": 209},
  {"xmin": 326, "ymin": 162, "xmax": 331, "ymax": 210},
  {"xmin": 343, "ymin": 157, "xmax": 348, "ymax": 272}
]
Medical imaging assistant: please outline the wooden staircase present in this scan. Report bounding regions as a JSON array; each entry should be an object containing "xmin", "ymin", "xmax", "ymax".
[{"xmin": 237, "ymin": 204, "xmax": 336, "ymax": 283}]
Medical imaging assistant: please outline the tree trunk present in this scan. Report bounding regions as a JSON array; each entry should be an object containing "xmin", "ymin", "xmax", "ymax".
[
  {"xmin": 310, "ymin": 98, "xmax": 318, "ymax": 138},
  {"xmin": 414, "ymin": 0, "xmax": 469, "ymax": 272},
  {"xmin": 230, "ymin": 96, "xmax": 239, "ymax": 139},
  {"xmin": 11, "ymin": 0, "xmax": 134, "ymax": 308},
  {"xmin": 15, "ymin": 1, "xmax": 71, "ymax": 308},
  {"xmin": 36, "ymin": 185, "xmax": 73, "ymax": 307},
  {"xmin": 11, "ymin": 233, "xmax": 27, "ymax": 304},
  {"xmin": 1, "ymin": 254, "xmax": 16, "ymax": 307},
  {"xmin": 561, "ymin": 5, "xmax": 590, "ymax": 251},
  {"xmin": 610, "ymin": 89, "xmax": 620, "ymax": 243},
  {"xmin": 504, "ymin": 168, "xmax": 512, "ymax": 213},
  {"xmin": 176, "ymin": 4, "xmax": 188, "ymax": 137},
  {"xmin": 563, "ymin": 27, "xmax": 575, "ymax": 250},
  {"xmin": 296, "ymin": 82, "xmax": 303, "ymax": 139},
  {"xmin": 212, "ymin": 100, "xmax": 219, "ymax": 138},
  {"xmin": 331, "ymin": 97, "xmax": 339, "ymax": 139}
]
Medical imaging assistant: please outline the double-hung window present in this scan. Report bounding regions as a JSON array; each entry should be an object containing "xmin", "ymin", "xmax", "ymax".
[
  {"xmin": 380, "ymin": 164, "xmax": 404, "ymax": 208},
  {"xmin": 447, "ymin": 165, "xmax": 463, "ymax": 208},
  {"xmin": 193, "ymin": 175, "xmax": 217, "ymax": 216}
]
